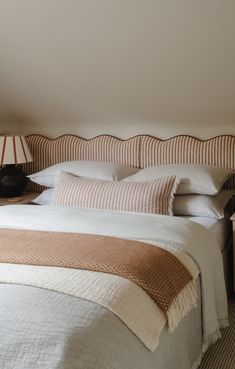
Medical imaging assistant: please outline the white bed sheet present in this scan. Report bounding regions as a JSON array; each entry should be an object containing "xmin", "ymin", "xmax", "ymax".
[{"xmin": 183, "ymin": 215, "xmax": 231, "ymax": 251}]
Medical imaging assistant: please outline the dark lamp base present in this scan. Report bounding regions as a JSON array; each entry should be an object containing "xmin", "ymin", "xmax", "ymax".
[{"xmin": 0, "ymin": 165, "xmax": 28, "ymax": 198}]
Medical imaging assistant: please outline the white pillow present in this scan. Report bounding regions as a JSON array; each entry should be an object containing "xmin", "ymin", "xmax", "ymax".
[
  {"xmin": 173, "ymin": 190, "xmax": 234, "ymax": 219},
  {"xmin": 125, "ymin": 164, "xmax": 234, "ymax": 195},
  {"xmin": 28, "ymin": 160, "xmax": 140, "ymax": 188},
  {"xmin": 33, "ymin": 188, "xmax": 54, "ymax": 205}
]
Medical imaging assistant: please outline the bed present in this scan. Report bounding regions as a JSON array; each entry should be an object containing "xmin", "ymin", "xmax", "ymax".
[{"xmin": 0, "ymin": 134, "xmax": 234, "ymax": 369}]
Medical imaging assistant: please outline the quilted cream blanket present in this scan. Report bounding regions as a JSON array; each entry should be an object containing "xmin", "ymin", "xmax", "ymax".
[
  {"xmin": 0, "ymin": 205, "xmax": 228, "ymax": 355},
  {"xmin": 0, "ymin": 228, "xmax": 199, "ymax": 351}
]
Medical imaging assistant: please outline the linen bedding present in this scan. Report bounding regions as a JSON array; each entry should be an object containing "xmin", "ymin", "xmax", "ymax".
[{"xmin": 0, "ymin": 205, "xmax": 228, "ymax": 369}]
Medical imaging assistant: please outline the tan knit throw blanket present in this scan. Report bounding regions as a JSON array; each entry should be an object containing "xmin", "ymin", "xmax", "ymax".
[{"xmin": 0, "ymin": 228, "xmax": 196, "ymax": 329}]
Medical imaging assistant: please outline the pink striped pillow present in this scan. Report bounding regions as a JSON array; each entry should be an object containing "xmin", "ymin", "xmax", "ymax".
[{"xmin": 52, "ymin": 172, "xmax": 179, "ymax": 215}]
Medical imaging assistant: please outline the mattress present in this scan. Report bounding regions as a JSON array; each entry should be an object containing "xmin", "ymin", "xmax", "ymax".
[{"xmin": 183, "ymin": 215, "xmax": 232, "ymax": 251}]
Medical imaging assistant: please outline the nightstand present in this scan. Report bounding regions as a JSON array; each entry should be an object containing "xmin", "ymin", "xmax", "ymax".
[
  {"xmin": 230, "ymin": 213, "xmax": 235, "ymax": 291},
  {"xmin": 0, "ymin": 192, "xmax": 38, "ymax": 206}
]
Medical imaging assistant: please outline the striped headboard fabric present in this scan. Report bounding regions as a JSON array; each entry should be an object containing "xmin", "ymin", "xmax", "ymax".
[
  {"xmin": 25, "ymin": 135, "xmax": 140, "ymax": 192},
  {"xmin": 140, "ymin": 135, "xmax": 235, "ymax": 168},
  {"xmin": 24, "ymin": 134, "xmax": 235, "ymax": 212},
  {"xmin": 139, "ymin": 135, "xmax": 235, "ymax": 213},
  {"xmin": 140, "ymin": 135, "xmax": 235, "ymax": 188}
]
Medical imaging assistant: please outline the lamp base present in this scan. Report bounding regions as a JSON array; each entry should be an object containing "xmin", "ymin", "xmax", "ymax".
[{"xmin": 0, "ymin": 165, "xmax": 28, "ymax": 198}]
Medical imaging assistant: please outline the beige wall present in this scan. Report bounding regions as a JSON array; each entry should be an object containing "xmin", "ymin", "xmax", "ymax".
[{"xmin": 0, "ymin": 0, "xmax": 234, "ymax": 139}]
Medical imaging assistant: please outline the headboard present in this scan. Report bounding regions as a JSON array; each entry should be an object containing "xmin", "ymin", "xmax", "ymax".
[{"xmin": 24, "ymin": 134, "xmax": 235, "ymax": 211}]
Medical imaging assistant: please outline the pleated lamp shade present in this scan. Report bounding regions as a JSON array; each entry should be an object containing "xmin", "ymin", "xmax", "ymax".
[{"xmin": 0, "ymin": 136, "xmax": 33, "ymax": 165}]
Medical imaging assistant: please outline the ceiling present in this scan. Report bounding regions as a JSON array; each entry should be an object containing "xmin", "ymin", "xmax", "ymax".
[{"xmin": 0, "ymin": 0, "xmax": 234, "ymax": 137}]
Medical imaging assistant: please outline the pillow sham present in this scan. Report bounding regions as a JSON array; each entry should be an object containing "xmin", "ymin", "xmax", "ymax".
[
  {"xmin": 51, "ymin": 172, "xmax": 179, "ymax": 215},
  {"xmin": 33, "ymin": 188, "xmax": 54, "ymax": 205},
  {"xmin": 28, "ymin": 160, "xmax": 140, "ymax": 188},
  {"xmin": 125, "ymin": 164, "xmax": 234, "ymax": 195},
  {"xmin": 173, "ymin": 190, "xmax": 234, "ymax": 219}
]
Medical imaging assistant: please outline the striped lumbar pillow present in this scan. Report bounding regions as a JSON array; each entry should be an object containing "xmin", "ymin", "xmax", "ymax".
[{"xmin": 52, "ymin": 172, "xmax": 179, "ymax": 215}]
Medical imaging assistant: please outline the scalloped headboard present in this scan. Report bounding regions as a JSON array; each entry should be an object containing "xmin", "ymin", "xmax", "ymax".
[
  {"xmin": 24, "ymin": 134, "xmax": 235, "ymax": 211},
  {"xmin": 24, "ymin": 134, "xmax": 141, "ymax": 192}
]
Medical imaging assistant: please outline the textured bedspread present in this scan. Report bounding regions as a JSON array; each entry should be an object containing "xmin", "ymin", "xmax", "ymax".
[
  {"xmin": 0, "ymin": 283, "xmax": 202, "ymax": 369},
  {"xmin": 0, "ymin": 205, "xmax": 228, "ymax": 369},
  {"xmin": 0, "ymin": 228, "xmax": 198, "ymax": 338}
]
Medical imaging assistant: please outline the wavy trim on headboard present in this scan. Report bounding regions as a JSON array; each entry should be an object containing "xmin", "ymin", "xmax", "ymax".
[
  {"xmin": 24, "ymin": 134, "xmax": 235, "ymax": 213},
  {"xmin": 24, "ymin": 134, "xmax": 142, "ymax": 193},
  {"xmin": 25, "ymin": 134, "xmax": 141, "ymax": 165},
  {"xmin": 139, "ymin": 134, "xmax": 235, "ymax": 167},
  {"xmin": 25, "ymin": 133, "xmax": 235, "ymax": 141}
]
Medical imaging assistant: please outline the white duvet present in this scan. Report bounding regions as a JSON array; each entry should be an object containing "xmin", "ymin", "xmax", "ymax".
[{"xmin": 0, "ymin": 205, "xmax": 228, "ymax": 353}]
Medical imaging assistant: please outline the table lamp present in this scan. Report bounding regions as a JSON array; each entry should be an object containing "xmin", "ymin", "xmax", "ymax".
[{"xmin": 0, "ymin": 135, "xmax": 33, "ymax": 197}]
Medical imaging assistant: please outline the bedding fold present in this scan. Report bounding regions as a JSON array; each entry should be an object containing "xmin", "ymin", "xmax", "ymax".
[
  {"xmin": 0, "ymin": 264, "xmax": 166, "ymax": 351},
  {"xmin": 0, "ymin": 228, "xmax": 198, "ymax": 337}
]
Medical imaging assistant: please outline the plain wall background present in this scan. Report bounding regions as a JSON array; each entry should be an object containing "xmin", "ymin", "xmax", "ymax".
[{"xmin": 0, "ymin": 0, "xmax": 234, "ymax": 138}]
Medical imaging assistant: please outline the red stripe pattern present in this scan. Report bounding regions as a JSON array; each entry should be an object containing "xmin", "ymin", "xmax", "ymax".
[
  {"xmin": 13, "ymin": 137, "xmax": 17, "ymax": 164},
  {"xmin": 24, "ymin": 134, "xmax": 235, "ymax": 212},
  {"xmin": 0, "ymin": 137, "xmax": 7, "ymax": 166},
  {"xmin": 140, "ymin": 135, "xmax": 235, "ymax": 213},
  {"xmin": 140, "ymin": 135, "xmax": 235, "ymax": 169},
  {"xmin": 24, "ymin": 135, "xmax": 140, "ymax": 192},
  {"xmin": 52, "ymin": 172, "xmax": 178, "ymax": 215}
]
